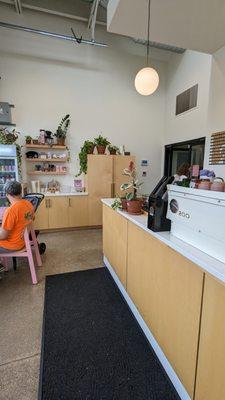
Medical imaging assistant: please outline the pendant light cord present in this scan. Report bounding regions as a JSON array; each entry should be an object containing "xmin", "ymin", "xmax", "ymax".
[{"xmin": 147, "ymin": 0, "xmax": 151, "ymax": 66}]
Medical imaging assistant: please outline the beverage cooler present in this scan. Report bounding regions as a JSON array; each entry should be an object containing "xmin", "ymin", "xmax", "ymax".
[{"xmin": 0, "ymin": 144, "xmax": 19, "ymax": 206}]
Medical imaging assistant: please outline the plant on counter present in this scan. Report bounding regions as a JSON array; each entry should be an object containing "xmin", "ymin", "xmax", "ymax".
[
  {"xmin": 76, "ymin": 140, "xmax": 95, "ymax": 176},
  {"xmin": 94, "ymin": 135, "xmax": 110, "ymax": 154},
  {"xmin": 120, "ymin": 161, "xmax": 143, "ymax": 215},
  {"xmin": 108, "ymin": 145, "xmax": 119, "ymax": 155},
  {"xmin": 25, "ymin": 135, "xmax": 33, "ymax": 144},
  {"xmin": 0, "ymin": 128, "xmax": 22, "ymax": 177},
  {"xmin": 111, "ymin": 198, "xmax": 122, "ymax": 210},
  {"xmin": 55, "ymin": 114, "xmax": 70, "ymax": 145}
]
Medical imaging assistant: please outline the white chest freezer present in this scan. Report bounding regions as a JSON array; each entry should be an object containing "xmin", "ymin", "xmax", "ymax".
[{"xmin": 167, "ymin": 185, "xmax": 225, "ymax": 263}]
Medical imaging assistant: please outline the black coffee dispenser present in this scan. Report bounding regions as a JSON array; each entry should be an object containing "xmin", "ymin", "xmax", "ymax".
[{"xmin": 148, "ymin": 176, "xmax": 174, "ymax": 232}]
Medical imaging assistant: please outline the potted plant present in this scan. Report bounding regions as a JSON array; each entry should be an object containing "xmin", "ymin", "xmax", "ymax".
[
  {"xmin": 25, "ymin": 135, "xmax": 33, "ymax": 144},
  {"xmin": 120, "ymin": 161, "xmax": 143, "ymax": 215},
  {"xmin": 76, "ymin": 140, "xmax": 95, "ymax": 176},
  {"xmin": 32, "ymin": 137, "xmax": 39, "ymax": 145},
  {"xmin": 111, "ymin": 198, "xmax": 122, "ymax": 210},
  {"xmin": 55, "ymin": 114, "xmax": 70, "ymax": 146},
  {"xmin": 108, "ymin": 145, "xmax": 119, "ymax": 155},
  {"xmin": 120, "ymin": 196, "xmax": 128, "ymax": 211},
  {"xmin": 94, "ymin": 135, "xmax": 110, "ymax": 154}
]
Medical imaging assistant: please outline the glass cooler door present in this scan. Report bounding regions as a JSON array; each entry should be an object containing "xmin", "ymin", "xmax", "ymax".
[{"xmin": 0, "ymin": 157, "xmax": 18, "ymax": 203}]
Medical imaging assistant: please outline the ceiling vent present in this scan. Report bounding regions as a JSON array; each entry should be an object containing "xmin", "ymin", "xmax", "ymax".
[{"xmin": 133, "ymin": 38, "xmax": 185, "ymax": 54}]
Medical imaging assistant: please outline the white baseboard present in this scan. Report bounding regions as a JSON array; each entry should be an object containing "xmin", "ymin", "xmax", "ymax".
[{"xmin": 104, "ymin": 256, "xmax": 191, "ymax": 400}]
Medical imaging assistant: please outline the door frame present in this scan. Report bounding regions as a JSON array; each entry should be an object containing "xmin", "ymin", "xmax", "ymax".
[{"xmin": 164, "ymin": 137, "xmax": 206, "ymax": 176}]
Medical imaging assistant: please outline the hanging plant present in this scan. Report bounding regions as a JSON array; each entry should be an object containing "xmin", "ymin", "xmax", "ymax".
[
  {"xmin": 76, "ymin": 140, "xmax": 95, "ymax": 176},
  {"xmin": 0, "ymin": 128, "xmax": 22, "ymax": 178},
  {"xmin": 16, "ymin": 143, "xmax": 22, "ymax": 178}
]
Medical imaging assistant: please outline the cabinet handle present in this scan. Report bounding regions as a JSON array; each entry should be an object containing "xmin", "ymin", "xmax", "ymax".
[
  {"xmin": 48, "ymin": 199, "xmax": 51, "ymax": 208},
  {"xmin": 68, "ymin": 198, "xmax": 71, "ymax": 207},
  {"xmin": 45, "ymin": 199, "xmax": 48, "ymax": 208}
]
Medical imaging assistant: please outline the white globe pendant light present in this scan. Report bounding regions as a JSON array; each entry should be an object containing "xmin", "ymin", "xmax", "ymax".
[
  {"xmin": 135, "ymin": 67, "xmax": 159, "ymax": 96},
  {"xmin": 135, "ymin": 0, "xmax": 159, "ymax": 96}
]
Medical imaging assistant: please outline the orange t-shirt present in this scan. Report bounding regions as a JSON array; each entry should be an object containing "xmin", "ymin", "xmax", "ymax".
[{"xmin": 0, "ymin": 200, "xmax": 34, "ymax": 250}]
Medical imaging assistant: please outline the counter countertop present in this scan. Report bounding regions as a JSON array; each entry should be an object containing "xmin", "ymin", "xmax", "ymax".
[
  {"xmin": 102, "ymin": 198, "xmax": 225, "ymax": 285},
  {"xmin": 43, "ymin": 192, "xmax": 88, "ymax": 197}
]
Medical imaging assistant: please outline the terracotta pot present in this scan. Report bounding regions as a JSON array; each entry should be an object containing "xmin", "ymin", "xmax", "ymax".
[
  {"xmin": 87, "ymin": 147, "xmax": 94, "ymax": 154},
  {"xmin": 198, "ymin": 180, "xmax": 211, "ymax": 190},
  {"xmin": 121, "ymin": 198, "xmax": 127, "ymax": 211},
  {"xmin": 57, "ymin": 137, "xmax": 65, "ymax": 146},
  {"xmin": 97, "ymin": 145, "xmax": 106, "ymax": 154},
  {"xmin": 127, "ymin": 199, "xmax": 142, "ymax": 215},
  {"xmin": 211, "ymin": 181, "xmax": 225, "ymax": 192}
]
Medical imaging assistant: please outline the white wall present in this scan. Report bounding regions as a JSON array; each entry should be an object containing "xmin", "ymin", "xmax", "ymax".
[
  {"xmin": 165, "ymin": 48, "xmax": 225, "ymax": 178},
  {"xmin": 165, "ymin": 50, "xmax": 212, "ymax": 145},
  {"xmin": 0, "ymin": 4, "xmax": 169, "ymax": 193}
]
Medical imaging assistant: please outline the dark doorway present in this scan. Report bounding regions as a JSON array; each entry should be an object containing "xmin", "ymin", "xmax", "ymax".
[{"xmin": 164, "ymin": 137, "xmax": 205, "ymax": 176}]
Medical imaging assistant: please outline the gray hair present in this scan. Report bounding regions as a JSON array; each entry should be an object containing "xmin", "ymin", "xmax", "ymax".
[{"xmin": 5, "ymin": 181, "xmax": 22, "ymax": 196}]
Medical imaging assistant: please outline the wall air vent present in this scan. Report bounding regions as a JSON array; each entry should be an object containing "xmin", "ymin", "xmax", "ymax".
[{"xmin": 176, "ymin": 84, "xmax": 198, "ymax": 116}]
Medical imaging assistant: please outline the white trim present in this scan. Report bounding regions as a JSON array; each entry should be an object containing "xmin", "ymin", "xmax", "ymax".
[{"xmin": 104, "ymin": 256, "xmax": 191, "ymax": 400}]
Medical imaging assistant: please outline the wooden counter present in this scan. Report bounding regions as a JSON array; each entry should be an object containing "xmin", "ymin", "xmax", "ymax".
[{"xmin": 102, "ymin": 199, "xmax": 225, "ymax": 400}]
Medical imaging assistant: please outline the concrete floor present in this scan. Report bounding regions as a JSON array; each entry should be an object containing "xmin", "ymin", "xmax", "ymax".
[{"xmin": 0, "ymin": 229, "xmax": 103, "ymax": 400}]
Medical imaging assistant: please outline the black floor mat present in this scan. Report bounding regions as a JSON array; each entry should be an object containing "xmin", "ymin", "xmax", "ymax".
[{"xmin": 39, "ymin": 267, "xmax": 180, "ymax": 400}]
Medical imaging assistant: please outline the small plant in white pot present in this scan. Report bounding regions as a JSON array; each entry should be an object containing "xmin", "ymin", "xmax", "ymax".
[{"xmin": 120, "ymin": 161, "xmax": 143, "ymax": 215}]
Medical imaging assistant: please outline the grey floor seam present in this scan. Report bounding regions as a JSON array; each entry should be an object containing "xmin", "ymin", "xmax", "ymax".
[{"xmin": 0, "ymin": 352, "xmax": 40, "ymax": 368}]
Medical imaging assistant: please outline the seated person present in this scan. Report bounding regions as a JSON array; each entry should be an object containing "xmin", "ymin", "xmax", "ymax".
[{"xmin": 0, "ymin": 181, "xmax": 34, "ymax": 252}]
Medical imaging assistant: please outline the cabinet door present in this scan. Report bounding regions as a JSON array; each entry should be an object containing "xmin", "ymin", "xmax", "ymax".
[
  {"xmin": 87, "ymin": 155, "xmax": 113, "ymax": 226},
  {"xmin": 127, "ymin": 222, "xmax": 204, "ymax": 398},
  {"xmin": 195, "ymin": 275, "xmax": 225, "ymax": 400},
  {"xmin": 48, "ymin": 196, "xmax": 69, "ymax": 229},
  {"xmin": 113, "ymin": 155, "xmax": 135, "ymax": 197},
  {"xmin": 68, "ymin": 196, "xmax": 88, "ymax": 227},
  {"xmin": 103, "ymin": 204, "xmax": 128, "ymax": 287},
  {"xmin": 33, "ymin": 197, "xmax": 49, "ymax": 230}
]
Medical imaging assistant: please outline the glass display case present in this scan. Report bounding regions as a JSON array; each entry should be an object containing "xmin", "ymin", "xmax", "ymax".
[{"xmin": 0, "ymin": 144, "xmax": 19, "ymax": 206}]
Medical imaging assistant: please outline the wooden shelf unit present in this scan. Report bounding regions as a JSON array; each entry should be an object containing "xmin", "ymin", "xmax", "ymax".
[
  {"xmin": 26, "ymin": 158, "xmax": 67, "ymax": 163},
  {"xmin": 27, "ymin": 171, "xmax": 67, "ymax": 176},
  {"xmin": 26, "ymin": 144, "xmax": 67, "ymax": 150},
  {"xmin": 26, "ymin": 144, "xmax": 69, "ymax": 177}
]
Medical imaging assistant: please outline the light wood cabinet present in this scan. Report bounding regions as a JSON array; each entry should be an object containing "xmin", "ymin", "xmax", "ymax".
[
  {"xmin": 48, "ymin": 197, "xmax": 69, "ymax": 229},
  {"xmin": 103, "ymin": 204, "xmax": 127, "ymax": 287},
  {"xmin": 113, "ymin": 155, "xmax": 135, "ymax": 197},
  {"xmin": 87, "ymin": 155, "xmax": 135, "ymax": 226},
  {"xmin": 34, "ymin": 196, "xmax": 88, "ymax": 230},
  {"xmin": 34, "ymin": 198, "xmax": 49, "ymax": 230},
  {"xmin": 126, "ymin": 221, "xmax": 204, "ymax": 398},
  {"xmin": 87, "ymin": 155, "xmax": 113, "ymax": 226},
  {"xmin": 68, "ymin": 196, "xmax": 88, "ymax": 227},
  {"xmin": 195, "ymin": 275, "xmax": 225, "ymax": 400}
]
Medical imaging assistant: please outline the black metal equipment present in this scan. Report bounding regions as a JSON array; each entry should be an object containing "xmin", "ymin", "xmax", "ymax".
[
  {"xmin": 148, "ymin": 176, "xmax": 174, "ymax": 232},
  {"xmin": 23, "ymin": 193, "xmax": 46, "ymax": 255}
]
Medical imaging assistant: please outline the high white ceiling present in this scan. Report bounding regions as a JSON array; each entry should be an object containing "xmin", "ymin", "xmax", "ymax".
[{"xmin": 107, "ymin": 0, "xmax": 225, "ymax": 54}]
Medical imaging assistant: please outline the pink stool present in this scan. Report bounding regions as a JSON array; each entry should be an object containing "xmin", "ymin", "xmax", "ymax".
[{"xmin": 0, "ymin": 222, "xmax": 42, "ymax": 284}]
